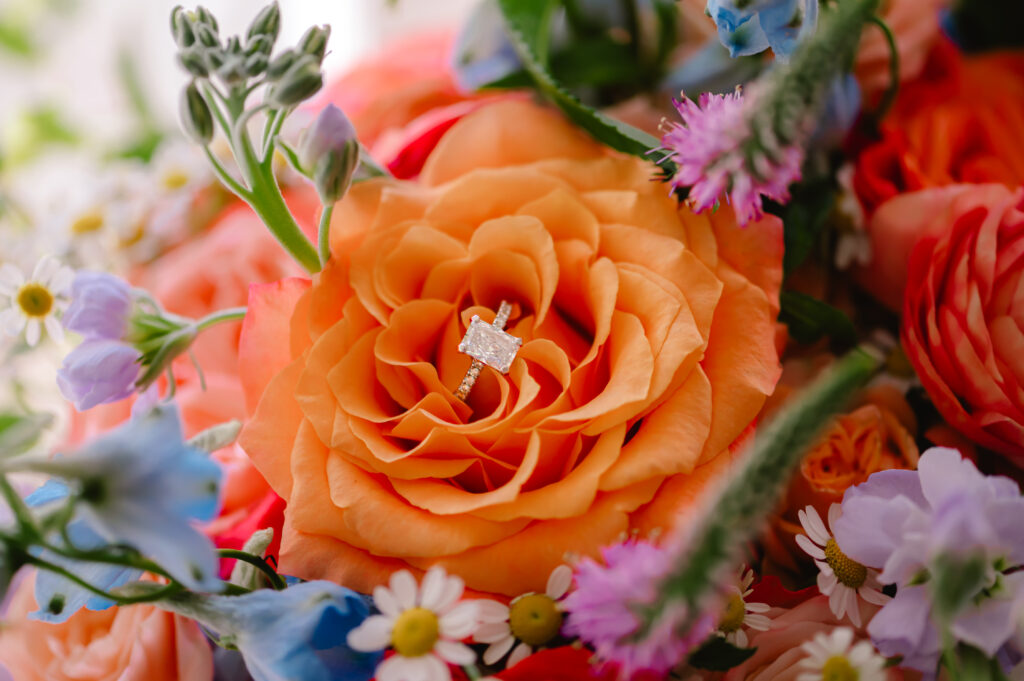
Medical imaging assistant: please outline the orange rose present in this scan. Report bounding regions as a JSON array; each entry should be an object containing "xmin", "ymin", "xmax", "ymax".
[
  {"xmin": 902, "ymin": 184, "xmax": 1024, "ymax": 462},
  {"xmin": 855, "ymin": 39, "xmax": 1024, "ymax": 214},
  {"xmin": 238, "ymin": 99, "xmax": 783, "ymax": 597},
  {"xmin": 0, "ymin": 575, "xmax": 212, "ymax": 681}
]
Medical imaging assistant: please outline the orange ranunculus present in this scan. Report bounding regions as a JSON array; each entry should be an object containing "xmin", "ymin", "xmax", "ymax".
[
  {"xmin": 238, "ymin": 99, "xmax": 783, "ymax": 597},
  {"xmin": 902, "ymin": 184, "xmax": 1024, "ymax": 462},
  {"xmin": 854, "ymin": 39, "xmax": 1024, "ymax": 214},
  {"xmin": 0, "ymin": 575, "xmax": 212, "ymax": 681}
]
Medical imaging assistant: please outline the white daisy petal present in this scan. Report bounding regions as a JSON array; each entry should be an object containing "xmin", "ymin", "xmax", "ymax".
[
  {"xmin": 0, "ymin": 264, "xmax": 24, "ymax": 290},
  {"xmin": 507, "ymin": 642, "xmax": 532, "ymax": 667},
  {"xmin": 746, "ymin": 602, "xmax": 770, "ymax": 613},
  {"xmin": 859, "ymin": 586, "xmax": 890, "ymax": 605},
  {"xmin": 846, "ymin": 594, "xmax": 862, "ymax": 627},
  {"xmin": 735, "ymin": 629, "xmax": 748, "ymax": 648},
  {"xmin": 475, "ymin": 599, "xmax": 510, "ymax": 623},
  {"xmin": 422, "ymin": 653, "xmax": 451, "ymax": 681},
  {"xmin": 796, "ymin": 673, "xmax": 821, "ymax": 681},
  {"xmin": 832, "ymin": 627, "xmax": 855, "ymax": 651},
  {"xmin": 44, "ymin": 315, "xmax": 64, "ymax": 343},
  {"xmin": 25, "ymin": 318, "xmax": 41, "ymax": 346},
  {"xmin": 546, "ymin": 564, "xmax": 573, "ymax": 599},
  {"xmin": 32, "ymin": 256, "xmax": 59, "ymax": 285},
  {"xmin": 375, "ymin": 655, "xmax": 406, "ymax": 681},
  {"xmin": 475, "ymin": 621, "xmax": 513, "ymax": 643},
  {"xmin": 483, "ymin": 635, "xmax": 516, "ymax": 665},
  {"xmin": 795, "ymin": 533, "xmax": 826, "ymax": 560},
  {"xmin": 420, "ymin": 566, "xmax": 448, "ymax": 611},
  {"xmin": 373, "ymin": 585, "xmax": 401, "ymax": 618},
  {"xmin": 439, "ymin": 600, "xmax": 480, "ymax": 639},
  {"xmin": 389, "ymin": 570, "xmax": 419, "ymax": 610},
  {"xmin": 800, "ymin": 506, "xmax": 830, "ymax": 545},
  {"xmin": 827, "ymin": 503, "xmax": 842, "ymax": 534},
  {"xmin": 435, "ymin": 574, "xmax": 466, "ymax": 613},
  {"xmin": 0, "ymin": 308, "xmax": 24, "ymax": 335},
  {"xmin": 49, "ymin": 266, "xmax": 74, "ymax": 295},
  {"xmin": 817, "ymin": 569, "xmax": 838, "ymax": 595},
  {"xmin": 346, "ymin": 614, "xmax": 393, "ymax": 652},
  {"xmin": 435, "ymin": 640, "xmax": 476, "ymax": 666},
  {"xmin": 746, "ymin": 614, "xmax": 772, "ymax": 631},
  {"xmin": 828, "ymin": 587, "xmax": 847, "ymax": 619}
]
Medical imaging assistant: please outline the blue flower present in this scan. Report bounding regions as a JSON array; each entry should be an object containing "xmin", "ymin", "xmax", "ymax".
[
  {"xmin": 201, "ymin": 581, "xmax": 381, "ymax": 681},
  {"xmin": 451, "ymin": 0, "xmax": 523, "ymax": 92},
  {"xmin": 41, "ymin": 405, "xmax": 223, "ymax": 593},
  {"xmin": 706, "ymin": 0, "xmax": 819, "ymax": 59}
]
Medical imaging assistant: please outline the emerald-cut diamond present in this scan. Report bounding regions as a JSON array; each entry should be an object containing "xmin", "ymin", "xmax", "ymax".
[{"xmin": 458, "ymin": 315, "xmax": 522, "ymax": 373}]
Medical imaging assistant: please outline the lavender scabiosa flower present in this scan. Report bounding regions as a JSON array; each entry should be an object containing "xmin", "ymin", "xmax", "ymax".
[
  {"xmin": 57, "ymin": 339, "xmax": 141, "ymax": 411},
  {"xmin": 660, "ymin": 89, "xmax": 803, "ymax": 224},
  {"xmin": 562, "ymin": 540, "xmax": 714, "ymax": 678},
  {"xmin": 62, "ymin": 271, "xmax": 134, "ymax": 340}
]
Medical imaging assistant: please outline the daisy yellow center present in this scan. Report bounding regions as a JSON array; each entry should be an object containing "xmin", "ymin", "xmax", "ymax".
[
  {"xmin": 508, "ymin": 593, "xmax": 562, "ymax": 647},
  {"xmin": 391, "ymin": 607, "xmax": 439, "ymax": 657},
  {"xmin": 824, "ymin": 538, "xmax": 867, "ymax": 589},
  {"xmin": 17, "ymin": 284, "xmax": 53, "ymax": 317},
  {"xmin": 719, "ymin": 592, "xmax": 746, "ymax": 633},
  {"xmin": 821, "ymin": 655, "xmax": 858, "ymax": 681},
  {"xmin": 162, "ymin": 169, "xmax": 190, "ymax": 190},
  {"xmin": 71, "ymin": 211, "xmax": 104, "ymax": 235}
]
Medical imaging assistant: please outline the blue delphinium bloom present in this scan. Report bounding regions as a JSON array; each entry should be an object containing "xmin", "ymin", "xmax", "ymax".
[
  {"xmin": 25, "ymin": 479, "xmax": 143, "ymax": 623},
  {"xmin": 199, "ymin": 581, "xmax": 381, "ymax": 681},
  {"xmin": 41, "ymin": 405, "xmax": 223, "ymax": 593},
  {"xmin": 451, "ymin": 0, "xmax": 523, "ymax": 92},
  {"xmin": 706, "ymin": 0, "xmax": 819, "ymax": 59}
]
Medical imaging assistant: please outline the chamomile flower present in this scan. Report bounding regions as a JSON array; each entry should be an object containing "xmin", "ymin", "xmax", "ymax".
[
  {"xmin": 796, "ymin": 504, "xmax": 888, "ymax": 627},
  {"xmin": 797, "ymin": 628, "xmax": 886, "ymax": 681},
  {"xmin": 474, "ymin": 564, "xmax": 572, "ymax": 667},
  {"xmin": 348, "ymin": 567, "xmax": 480, "ymax": 681},
  {"xmin": 716, "ymin": 567, "xmax": 772, "ymax": 648},
  {"xmin": 0, "ymin": 256, "xmax": 73, "ymax": 346}
]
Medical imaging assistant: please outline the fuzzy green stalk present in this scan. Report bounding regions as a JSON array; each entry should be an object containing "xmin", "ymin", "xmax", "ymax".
[{"xmin": 637, "ymin": 344, "xmax": 885, "ymax": 634}]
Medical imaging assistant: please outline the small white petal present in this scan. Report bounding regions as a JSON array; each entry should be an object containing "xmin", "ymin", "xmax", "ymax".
[
  {"xmin": 735, "ymin": 630, "xmax": 748, "ymax": 648},
  {"xmin": 49, "ymin": 267, "xmax": 74, "ymax": 295},
  {"xmin": 817, "ymin": 569, "xmax": 838, "ymax": 595},
  {"xmin": 746, "ymin": 613, "xmax": 772, "ymax": 631},
  {"xmin": 829, "ymin": 586, "xmax": 847, "ymax": 620},
  {"xmin": 483, "ymin": 635, "xmax": 516, "ymax": 665},
  {"xmin": 846, "ymin": 594, "xmax": 862, "ymax": 627},
  {"xmin": 746, "ymin": 602, "xmax": 770, "ymax": 613},
  {"xmin": 859, "ymin": 586, "xmax": 890, "ymax": 605},
  {"xmin": 25, "ymin": 318, "xmax": 41, "ymax": 346},
  {"xmin": 435, "ymin": 640, "xmax": 476, "ymax": 666},
  {"xmin": 796, "ymin": 673, "xmax": 821, "ymax": 681},
  {"xmin": 0, "ymin": 264, "xmax": 24, "ymax": 290},
  {"xmin": 507, "ymin": 642, "xmax": 532, "ymax": 667},
  {"xmin": 375, "ymin": 655, "xmax": 405, "ymax": 681},
  {"xmin": 546, "ymin": 564, "xmax": 573, "ymax": 599},
  {"xmin": 0, "ymin": 308, "xmax": 25, "ymax": 335},
  {"xmin": 374, "ymin": 585, "xmax": 401, "ymax": 618},
  {"xmin": 827, "ymin": 503, "xmax": 842, "ymax": 534},
  {"xmin": 420, "ymin": 566, "xmax": 448, "ymax": 611},
  {"xmin": 440, "ymin": 600, "xmax": 480, "ymax": 639},
  {"xmin": 832, "ymin": 627, "xmax": 855, "ymax": 652},
  {"xmin": 475, "ymin": 599, "xmax": 510, "ymax": 623},
  {"xmin": 799, "ymin": 506, "xmax": 831, "ymax": 545},
  {"xmin": 422, "ymin": 654, "xmax": 451, "ymax": 681},
  {"xmin": 32, "ymin": 256, "xmax": 59, "ymax": 285},
  {"xmin": 347, "ymin": 615, "xmax": 393, "ymax": 652},
  {"xmin": 390, "ymin": 570, "xmax": 419, "ymax": 610},
  {"xmin": 435, "ymin": 574, "xmax": 466, "ymax": 613},
  {"xmin": 44, "ymin": 315, "xmax": 63, "ymax": 343},
  {"xmin": 795, "ymin": 533, "xmax": 826, "ymax": 560},
  {"xmin": 475, "ymin": 621, "xmax": 513, "ymax": 643}
]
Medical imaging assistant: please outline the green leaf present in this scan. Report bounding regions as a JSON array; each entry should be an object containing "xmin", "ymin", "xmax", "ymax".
[
  {"xmin": 0, "ymin": 412, "xmax": 52, "ymax": 457},
  {"xmin": 550, "ymin": 37, "xmax": 641, "ymax": 88},
  {"xmin": 771, "ymin": 180, "xmax": 837, "ymax": 275},
  {"xmin": 688, "ymin": 636, "xmax": 757, "ymax": 671},
  {"xmin": 954, "ymin": 644, "xmax": 1009, "ymax": 681},
  {"xmin": 779, "ymin": 291, "xmax": 857, "ymax": 346},
  {"xmin": 496, "ymin": 0, "xmax": 674, "ymax": 168},
  {"xmin": 0, "ymin": 20, "xmax": 35, "ymax": 58},
  {"xmin": 930, "ymin": 553, "xmax": 988, "ymax": 622}
]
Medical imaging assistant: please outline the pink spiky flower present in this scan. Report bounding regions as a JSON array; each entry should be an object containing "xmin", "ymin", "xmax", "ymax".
[
  {"xmin": 659, "ymin": 89, "xmax": 804, "ymax": 225},
  {"xmin": 562, "ymin": 540, "xmax": 714, "ymax": 679}
]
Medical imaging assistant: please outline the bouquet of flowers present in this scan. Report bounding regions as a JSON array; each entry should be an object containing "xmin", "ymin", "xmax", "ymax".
[{"xmin": 1, "ymin": 0, "xmax": 1023, "ymax": 679}]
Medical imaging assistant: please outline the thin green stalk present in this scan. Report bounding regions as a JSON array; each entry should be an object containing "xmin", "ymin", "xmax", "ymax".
[
  {"xmin": 0, "ymin": 474, "xmax": 37, "ymax": 539},
  {"xmin": 317, "ymin": 204, "xmax": 334, "ymax": 266},
  {"xmin": 261, "ymin": 108, "xmax": 288, "ymax": 164},
  {"xmin": 868, "ymin": 14, "xmax": 901, "ymax": 124},
  {"xmin": 201, "ymin": 82, "xmax": 234, "ymax": 140},
  {"xmin": 39, "ymin": 539, "xmax": 172, "ymax": 579},
  {"xmin": 219, "ymin": 549, "xmax": 287, "ymax": 590},
  {"xmin": 195, "ymin": 307, "xmax": 248, "ymax": 331},
  {"xmin": 203, "ymin": 146, "xmax": 250, "ymax": 198},
  {"xmin": 26, "ymin": 554, "xmax": 182, "ymax": 606}
]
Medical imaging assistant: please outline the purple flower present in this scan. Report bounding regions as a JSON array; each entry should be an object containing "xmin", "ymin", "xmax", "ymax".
[
  {"xmin": 562, "ymin": 540, "xmax": 712, "ymax": 678},
  {"xmin": 57, "ymin": 339, "xmax": 141, "ymax": 410},
  {"xmin": 659, "ymin": 90, "xmax": 803, "ymax": 225},
  {"xmin": 62, "ymin": 271, "xmax": 133, "ymax": 340},
  {"xmin": 833, "ymin": 447, "xmax": 1024, "ymax": 672}
]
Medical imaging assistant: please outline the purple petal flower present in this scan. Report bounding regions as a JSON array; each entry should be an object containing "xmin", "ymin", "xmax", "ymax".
[
  {"xmin": 62, "ymin": 271, "xmax": 133, "ymax": 340},
  {"xmin": 298, "ymin": 104, "xmax": 357, "ymax": 172},
  {"xmin": 659, "ymin": 90, "xmax": 803, "ymax": 225},
  {"xmin": 57, "ymin": 339, "xmax": 141, "ymax": 410},
  {"xmin": 866, "ymin": 585, "xmax": 941, "ymax": 674},
  {"xmin": 562, "ymin": 540, "xmax": 712, "ymax": 678}
]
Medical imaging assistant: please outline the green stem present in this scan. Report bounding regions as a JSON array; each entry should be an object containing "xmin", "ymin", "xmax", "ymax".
[
  {"xmin": 868, "ymin": 14, "xmax": 901, "ymax": 124},
  {"xmin": 0, "ymin": 474, "xmax": 37, "ymax": 540},
  {"xmin": 194, "ymin": 306, "xmax": 247, "ymax": 331},
  {"xmin": 201, "ymin": 82, "xmax": 233, "ymax": 140},
  {"xmin": 39, "ymin": 538, "xmax": 172, "ymax": 579},
  {"xmin": 261, "ymin": 108, "xmax": 288, "ymax": 165},
  {"xmin": 317, "ymin": 204, "xmax": 334, "ymax": 266},
  {"xmin": 26, "ymin": 554, "xmax": 182, "ymax": 605},
  {"xmin": 203, "ymin": 146, "xmax": 250, "ymax": 199},
  {"xmin": 219, "ymin": 549, "xmax": 287, "ymax": 590}
]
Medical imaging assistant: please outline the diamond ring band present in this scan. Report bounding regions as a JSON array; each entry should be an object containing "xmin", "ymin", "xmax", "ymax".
[{"xmin": 455, "ymin": 301, "xmax": 522, "ymax": 401}]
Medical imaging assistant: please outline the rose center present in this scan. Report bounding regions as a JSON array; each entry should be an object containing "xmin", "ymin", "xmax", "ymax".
[
  {"xmin": 162, "ymin": 169, "xmax": 190, "ymax": 190},
  {"xmin": 821, "ymin": 655, "xmax": 859, "ymax": 681},
  {"xmin": 825, "ymin": 538, "xmax": 867, "ymax": 589},
  {"xmin": 17, "ymin": 284, "xmax": 53, "ymax": 317},
  {"xmin": 718, "ymin": 592, "xmax": 746, "ymax": 633},
  {"xmin": 508, "ymin": 593, "xmax": 562, "ymax": 647},
  {"xmin": 391, "ymin": 607, "xmax": 439, "ymax": 657},
  {"xmin": 71, "ymin": 211, "xmax": 104, "ymax": 235}
]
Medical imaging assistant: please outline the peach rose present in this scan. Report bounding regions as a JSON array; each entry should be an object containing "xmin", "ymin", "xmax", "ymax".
[
  {"xmin": 723, "ymin": 596, "xmax": 903, "ymax": 681},
  {"xmin": 0, "ymin": 574, "xmax": 212, "ymax": 681},
  {"xmin": 902, "ymin": 184, "xmax": 1024, "ymax": 462},
  {"xmin": 238, "ymin": 99, "xmax": 783, "ymax": 597},
  {"xmin": 855, "ymin": 39, "xmax": 1024, "ymax": 214}
]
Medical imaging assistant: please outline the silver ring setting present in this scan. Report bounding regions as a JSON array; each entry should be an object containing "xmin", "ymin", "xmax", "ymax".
[{"xmin": 455, "ymin": 301, "xmax": 521, "ymax": 401}]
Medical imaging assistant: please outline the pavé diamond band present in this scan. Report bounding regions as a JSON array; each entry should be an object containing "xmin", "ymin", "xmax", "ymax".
[{"xmin": 454, "ymin": 300, "xmax": 521, "ymax": 401}]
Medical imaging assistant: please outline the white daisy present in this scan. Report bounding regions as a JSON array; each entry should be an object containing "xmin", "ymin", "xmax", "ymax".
[
  {"xmin": 474, "ymin": 564, "xmax": 572, "ymax": 667},
  {"xmin": 0, "ymin": 256, "xmax": 73, "ymax": 346},
  {"xmin": 716, "ymin": 567, "xmax": 772, "ymax": 648},
  {"xmin": 796, "ymin": 504, "xmax": 889, "ymax": 627},
  {"xmin": 348, "ymin": 567, "xmax": 480, "ymax": 681},
  {"xmin": 797, "ymin": 627, "xmax": 886, "ymax": 681}
]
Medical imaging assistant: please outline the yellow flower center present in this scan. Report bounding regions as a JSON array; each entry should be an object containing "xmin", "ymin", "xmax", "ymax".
[
  {"xmin": 718, "ymin": 592, "xmax": 746, "ymax": 633},
  {"xmin": 825, "ymin": 538, "xmax": 867, "ymax": 589},
  {"xmin": 821, "ymin": 655, "xmax": 859, "ymax": 681},
  {"xmin": 391, "ymin": 607, "xmax": 439, "ymax": 657},
  {"xmin": 508, "ymin": 593, "xmax": 562, "ymax": 647},
  {"xmin": 70, "ymin": 211, "xmax": 104, "ymax": 235},
  {"xmin": 17, "ymin": 283, "xmax": 53, "ymax": 317},
  {"xmin": 162, "ymin": 169, "xmax": 190, "ymax": 190}
]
